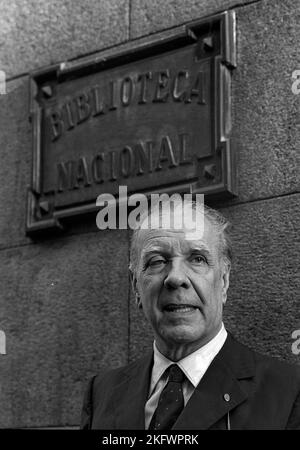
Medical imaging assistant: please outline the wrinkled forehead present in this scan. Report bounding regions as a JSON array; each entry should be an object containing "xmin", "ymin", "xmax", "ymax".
[{"xmin": 135, "ymin": 214, "xmax": 219, "ymax": 262}]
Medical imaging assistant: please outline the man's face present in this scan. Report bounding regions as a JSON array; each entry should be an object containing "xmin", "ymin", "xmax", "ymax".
[{"xmin": 132, "ymin": 211, "xmax": 230, "ymax": 357}]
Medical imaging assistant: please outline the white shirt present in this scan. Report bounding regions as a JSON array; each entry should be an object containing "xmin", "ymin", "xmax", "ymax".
[{"xmin": 145, "ymin": 323, "xmax": 228, "ymax": 429}]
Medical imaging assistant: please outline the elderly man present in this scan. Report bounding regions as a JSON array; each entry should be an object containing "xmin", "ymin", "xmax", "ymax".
[{"xmin": 81, "ymin": 201, "xmax": 300, "ymax": 430}]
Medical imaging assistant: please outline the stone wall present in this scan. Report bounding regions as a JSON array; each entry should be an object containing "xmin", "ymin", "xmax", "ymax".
[{"xmin": 0, "ymin": 0, "xmax": 299, "ymax": 428}]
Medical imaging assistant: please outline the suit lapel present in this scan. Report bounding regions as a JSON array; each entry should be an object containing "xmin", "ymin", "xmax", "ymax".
[
  {"xmin": 113, "ymin": 352, "xmax": 153, "ymax": 429},
  {"xmin": 173, "ymin": 334, "xmax": 256, "ymax": 430}
]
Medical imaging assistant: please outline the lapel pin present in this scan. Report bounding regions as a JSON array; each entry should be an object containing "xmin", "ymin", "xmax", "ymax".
[{"xmin": 224, "ymin": 393, "xmax": 230, "ymax": 402}]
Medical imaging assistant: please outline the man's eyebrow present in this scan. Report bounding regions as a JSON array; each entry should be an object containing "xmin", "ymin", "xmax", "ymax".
[
  {"xmin": 141, "ymin": 246, "xmax": 168, "ymax": 259},
  {"xmin": 188, "ymin": 244, "xmax": 211, "ymax": 253},
  {"xmin": 140, "ymin": 243, "xmax": 213, "ymax": 260}
]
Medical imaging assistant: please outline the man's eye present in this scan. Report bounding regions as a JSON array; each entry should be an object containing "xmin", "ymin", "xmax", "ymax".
[
  {"xmin": 148, "ymin": 257, "xmax": 167, "ymax": 267},
  {"xmin": 190, "ymin": 255, "xmax": 207, "ymax": 265}
]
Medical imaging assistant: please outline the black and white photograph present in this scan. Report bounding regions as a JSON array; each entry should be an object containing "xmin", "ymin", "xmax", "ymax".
[{"xmin": 0, "ymin": 0, "xmax": 299, "ymax": 439}]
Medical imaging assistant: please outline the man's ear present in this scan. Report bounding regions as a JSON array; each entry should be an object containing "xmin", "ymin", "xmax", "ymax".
[
  {"xmin": 221, "ymin": 262, "xmax": 231, "ymax": 305},
  {"xmin": 129, "ymin": 268, "xmax": 142, "ymax": 310}
]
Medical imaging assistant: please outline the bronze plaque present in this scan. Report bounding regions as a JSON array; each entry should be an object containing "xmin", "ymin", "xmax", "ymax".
[{"xmin": 27, "ymin": 11, "xmax": 236, "ymax": 235}]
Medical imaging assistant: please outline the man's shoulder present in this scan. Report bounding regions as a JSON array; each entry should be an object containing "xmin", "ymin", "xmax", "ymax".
[
  {"xmin": 92, "ymin": 352, "xmax": 153, "ymax": 391},
  {"xmin": 225, "ymin": 333, "xmax": 300, "ymax": 386}
]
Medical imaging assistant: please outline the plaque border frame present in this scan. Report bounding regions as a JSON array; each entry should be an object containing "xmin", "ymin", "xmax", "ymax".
[{"xmin": 26, "ymin": 10, "xmax": 236, "ymax": 235}]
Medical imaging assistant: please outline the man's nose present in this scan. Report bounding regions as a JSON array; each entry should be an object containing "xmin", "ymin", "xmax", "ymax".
[{"xmin": 164, "ymin": 258, "xmax": 191, "ymax": 289}]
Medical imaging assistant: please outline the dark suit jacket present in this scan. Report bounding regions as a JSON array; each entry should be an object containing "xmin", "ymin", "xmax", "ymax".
[{"xmin": 81, "ymin": 334, "xmax": 300, "ymax": 429}]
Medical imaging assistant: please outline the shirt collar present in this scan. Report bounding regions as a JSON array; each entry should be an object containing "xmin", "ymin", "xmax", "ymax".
[{"xmin": 150, "ymin": 324, "xmax": 227, "ymax": 394}]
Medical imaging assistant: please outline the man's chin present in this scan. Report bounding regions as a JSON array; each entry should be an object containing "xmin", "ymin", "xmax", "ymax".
[{"xmin": 159, "ymin": 324, "xmax": 205, "ymax": 346}]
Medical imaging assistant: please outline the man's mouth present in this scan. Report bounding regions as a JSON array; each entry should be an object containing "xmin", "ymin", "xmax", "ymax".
[{"xmin": 163, "ymin": 304, "xmax": 199, "ymax": 313}]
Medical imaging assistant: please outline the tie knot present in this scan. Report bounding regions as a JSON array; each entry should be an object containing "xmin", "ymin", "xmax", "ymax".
[{"xmin": 168, "ymin": 364, "xmax": 185, "ymax": 383}]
